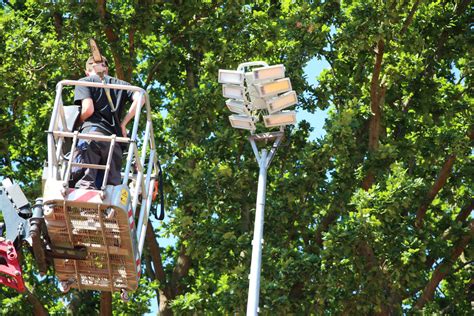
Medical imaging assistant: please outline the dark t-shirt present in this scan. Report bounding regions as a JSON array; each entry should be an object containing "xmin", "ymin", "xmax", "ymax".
[{"xmin": 74, "ymin": 75, "xmax": 134, "ymax": 136}]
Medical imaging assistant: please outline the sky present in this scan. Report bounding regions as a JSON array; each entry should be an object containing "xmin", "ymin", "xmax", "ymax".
[
  {"xmin": 145, "ymin": 55, "xmax": 330, "ymax": 314},
  {"xmin": 300, "ymin": 56, "xmax": 330, "ymax": 140}
]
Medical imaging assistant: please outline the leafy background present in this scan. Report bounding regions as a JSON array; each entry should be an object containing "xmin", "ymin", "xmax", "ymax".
[{"xmin": 0, "ymin": 0, "xmax": 472, "ymax": 315}]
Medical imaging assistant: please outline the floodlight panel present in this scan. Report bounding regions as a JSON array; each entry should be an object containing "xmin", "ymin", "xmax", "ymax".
[
  {"xmin": 229, "ymin": 115, "xmax": 256, "ymax": 131},
  {"xmin": 255, "ymin": 78, "xmax": 292, "ymax": 97},
  {"xmin": 263, "ymin": 111, "xmax": 296, "ymax": 127},
  {"xmin": 218, "ymin": 69, "xmax": 245, "ymax": 85},
  {"xmin": 226, "ymin": 99, "xmax": 249, "ymax": 115},
  {"xmin": 266, "ymin": 91, "xmax": 297, "ymax": 114},
  {"xmin": 252, "ymin": 64, "xmax": 285, "ymax": 81},
  {"xmin": 222, "ymin": 84, "xmax": 244, "ymax": 100}
]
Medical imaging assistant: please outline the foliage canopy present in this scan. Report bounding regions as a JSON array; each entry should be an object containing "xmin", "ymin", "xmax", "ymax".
[{"xmin": 0, "ymin": 0, "xmax": 472, "ymax": 314}]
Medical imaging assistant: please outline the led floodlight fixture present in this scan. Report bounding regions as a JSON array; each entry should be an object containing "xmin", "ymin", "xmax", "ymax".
[
  {"xmin": 218, "ymin": 69, "xmax": 245, "ymax": 85},
  {"xmin": 229, "ymin": 115, "xmax": 256, "ymax": 131},
  {"xmin": 255, "ymin": 78, "xmax": 292, "ymax": 98},
  {"xmin": 263, "ymin": 111, "xmax": 296, "ymax": 127},
  {"xmin": 252, "ymin": 64, "xmax": 285, "ymax": 81},
  {"xmin": 266, "ymin": 91, "xmax": 297, "ymax": 114},
  {"xmin": 226, "ymin": 99, "xmax": 250, "ymax": 115},
  {"xmin": 222, "ymin": 84, "xmax": 245, "ymax": 100},
  {"xmin": 219, "ymin": 61, "xmax": 297, "ymax": 133}
]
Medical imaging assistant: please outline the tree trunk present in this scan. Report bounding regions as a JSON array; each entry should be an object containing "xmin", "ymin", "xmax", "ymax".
[
  {"xmin": 145, "ymin": 220, "xmax": 171, "ymax": 312},
  {"xmin": 415, "ymin": 155, "xmax": 456, "ymax": 227},
  {"xmin": 100, "ymin": 292, "xmax": 112, "ymax": 316},
  {"xmin": 159, "ymin": 288, "xmax": 173, "ymax": 316},
  {"xmin": 25, "ymin": 288, "xmax": 49, "ymax": 316}
]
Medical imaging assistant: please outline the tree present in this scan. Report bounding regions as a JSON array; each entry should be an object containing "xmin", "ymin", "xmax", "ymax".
[{"xmin": 1, "ymin": 0, "xmax": 472, "ymax": 314}]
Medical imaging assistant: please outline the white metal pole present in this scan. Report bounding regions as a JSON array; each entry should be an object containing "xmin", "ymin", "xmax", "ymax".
[{"xmin": 247, "ymin": 148, "xmax": 268, "ymax": 315}]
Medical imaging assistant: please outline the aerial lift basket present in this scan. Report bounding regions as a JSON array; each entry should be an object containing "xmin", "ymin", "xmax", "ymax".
[
  {"xmin": 43, "ymin": 79, "xmax": 159, "ymax": 296},
  {"xmin": 42, "ymin": 184, "xmax": 140, "ymax": 293}
]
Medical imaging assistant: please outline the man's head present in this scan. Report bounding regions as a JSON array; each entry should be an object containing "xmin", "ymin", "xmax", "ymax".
[{"xmin": 85, "ymin": 55, "xmax": 109, "ymax": 76}]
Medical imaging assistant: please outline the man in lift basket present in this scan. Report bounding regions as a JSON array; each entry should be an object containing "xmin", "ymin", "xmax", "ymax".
[{"xmin": 70, "ymin": 55, "xmax": 143, "ymax": 190}]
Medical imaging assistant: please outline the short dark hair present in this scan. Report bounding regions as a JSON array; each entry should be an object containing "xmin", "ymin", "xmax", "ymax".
[{"xmin": 85, "ymin": 55, "xmax": 108, "ymax": 72}]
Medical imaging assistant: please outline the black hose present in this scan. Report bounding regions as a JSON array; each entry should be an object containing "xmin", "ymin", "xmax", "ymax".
[{"xmin": 154, "ymin": 159, "xmax": 165, "ymax": 220}]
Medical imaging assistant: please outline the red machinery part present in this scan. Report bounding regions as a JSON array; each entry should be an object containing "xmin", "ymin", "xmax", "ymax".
[
  {"xmin": 152, "ymin": 181, "xmax": 159, "ymax": 201},
  {"xmin": 0, "ymin": 239, "xmax": 26, "ymax": 292}
]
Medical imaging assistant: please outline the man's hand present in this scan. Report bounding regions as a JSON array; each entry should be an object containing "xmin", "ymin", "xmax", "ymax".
[
  {"xmin": 121, "ymin": 94, "xmax": 143, "ymax": 138},
  {"xmin": 121, "ymin": 124, "xmax": 128, "ymax": 138}
]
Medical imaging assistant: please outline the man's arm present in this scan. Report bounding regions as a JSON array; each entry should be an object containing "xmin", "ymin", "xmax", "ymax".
[
  {"xmin": 120, "ymin": 91, "xmax": 145, "ymax": 137},
  {"xmin": 80, "ymin": 98, "xmax": 94, "ymax": 122}
]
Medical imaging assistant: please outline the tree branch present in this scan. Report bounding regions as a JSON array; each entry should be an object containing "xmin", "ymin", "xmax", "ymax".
[
  {"xmin": 400, "ymin": 0, "xmax": 420, "ymax": 35},
  {"xmin": 145, "ymin": 219, "xmax": 166, "ymax": 284},
  {"xmin": 127, "ymin": 26, "xmax": 136, "ymax": 78},
  {"xmin": 362, "ymin": 39, "xmax": 386, "ymax": 190},
  {"xmin": 170, "ymin": 243, "xmax": 191, "ymax": 297},
  {"xmin": 425, "ymin": 199, "xmax": 473, "ymax": 268},
  {"xmin": 144, "ymin": 252, "xmax": 155, "ymax": 280},
  {"xmin": 356, "ymin": 240, "xmax": 392, "ymax": 314},
  {"xmin": 3, "ymin": 1, "xmax": 16, "ymax": 10},
  {"xmin": 97, "ymin": 0, "xmax": 126, "ymax": 80},
  {"xmin": 415, "ymin": 155, "xmax": 456, "ymax": 228},
  {"xmin": 414, "ymin": 220, "xmax": 474, "ymax": 309},
  {"xmin": 25, "ymin": 287, "xmax": 49, "ymax": 316},
  {"xmin": 314, "ymin": 208, "xmax": 340, "ymax": 247},
  {"xmin": 368, "ymin": 39, "xmax": 385, "ymax": 152},
  {"xmin": 143, "ymin": 3, "xmax": 220, "ymax": 87},
  {"xmin": 185, "ymin": 62, "xmax": 196, "ymax": 90},
  {"xmin": 145, "ymin": 220, "xmax": 170, "ymax": 313},
  {"xmin": 397, "ymin": 1, "xmax": 470, "ymax": 133},
  {"xmin": 454, "ymin": 198, "xmax": 474, "ymax": 223},
  {"xmin": 441, "ymin": 198, "xmax": 474, "ymax": 240},
  {"xmin": 424, "ymin": 0, "xmax": 470, "ymax": 78},
  {"xmin": 435, "ymin": 0, "xmax": 470, "ymax": 57},
  {"xmin": 52, "ymin": 11, "xmax": 63, "ymax": 39},
  {"xmin": 145, "ymin": 60, "xmax": 164, "ymax": 89}
]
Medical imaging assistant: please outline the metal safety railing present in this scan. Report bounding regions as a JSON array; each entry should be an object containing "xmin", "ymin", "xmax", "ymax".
[{"xmin": 47, "ymin": 80, "xmax": 158, "ymax": 255}]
